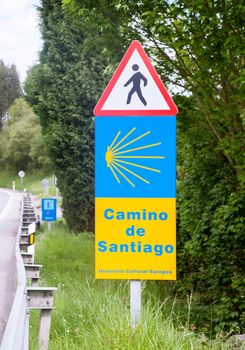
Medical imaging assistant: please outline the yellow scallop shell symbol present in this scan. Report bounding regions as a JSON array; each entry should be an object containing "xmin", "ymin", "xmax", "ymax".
[{"xmin": 105, "ymin": 127, "xmax": 165, "ymax": 187}]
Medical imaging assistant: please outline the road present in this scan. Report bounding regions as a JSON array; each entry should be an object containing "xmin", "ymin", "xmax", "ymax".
[{"xmin": 0, "ymin": 189, "xmax": 22, "ymax": 344}]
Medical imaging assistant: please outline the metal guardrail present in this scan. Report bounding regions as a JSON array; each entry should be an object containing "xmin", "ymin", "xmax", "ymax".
[{"xmin": 0, "ymin": 195, "xmax": 29, "ymax": 350}]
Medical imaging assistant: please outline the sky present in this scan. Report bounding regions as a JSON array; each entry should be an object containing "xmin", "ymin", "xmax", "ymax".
[{"xmin": 0, "ymin": 0, "xmax": 42, "ymax": 82}]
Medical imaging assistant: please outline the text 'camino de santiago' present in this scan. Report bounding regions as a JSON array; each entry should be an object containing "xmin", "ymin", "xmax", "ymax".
[{"xmin": 97, "ymin": 208, "xmax": 174, "ymax": 257}]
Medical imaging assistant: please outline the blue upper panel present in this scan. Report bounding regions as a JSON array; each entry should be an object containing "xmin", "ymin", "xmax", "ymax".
[
  {"xmin": 41, "ymin": 198, "xmax": 57, "ymax": 221},
  {"xmin": 95, "ymin": 116, "xmax": 176, "ymax": 198}
]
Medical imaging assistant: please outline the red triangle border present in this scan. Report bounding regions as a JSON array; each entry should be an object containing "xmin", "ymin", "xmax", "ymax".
[{"xmin": 94, "ymin": 40, "xmax": 178, "ymax": 116}]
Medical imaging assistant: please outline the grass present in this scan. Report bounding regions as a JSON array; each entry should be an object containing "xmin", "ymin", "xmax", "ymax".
[
  {"xmin": 29, "ymin": 224, "xmax": 236, "ymax": 350},
  {"xmin": 0, "ymin": 169, "xmax": 239, "ymax": 348}
]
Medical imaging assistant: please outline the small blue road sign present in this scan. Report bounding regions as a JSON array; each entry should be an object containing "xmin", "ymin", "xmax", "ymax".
[{"xmin": 42, "ymin": 198, "xmax": 57, "ymax": 221}]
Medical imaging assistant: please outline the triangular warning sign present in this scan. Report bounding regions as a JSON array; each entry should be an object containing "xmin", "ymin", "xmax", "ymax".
[{"xmin": 94, "ymin": 40, "xmax": 178, "ymax": 116}]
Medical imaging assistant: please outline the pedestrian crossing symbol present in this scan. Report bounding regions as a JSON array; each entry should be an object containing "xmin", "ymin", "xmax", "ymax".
[
  {"xmin": 124, "ymin": 64, "xmax": 148, "ymax": 106},
  {"xmin": 94, "ymin": 40, "xmax": 178, "ymax": 116}
]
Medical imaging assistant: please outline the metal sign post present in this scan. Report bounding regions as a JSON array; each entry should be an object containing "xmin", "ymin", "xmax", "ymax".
[
  {"xmin": 42, "ymin": 179, "xmax": 49, "ymax": 195},
  {"xmin": 55, "ymin": 187, "xmax": 59, "ymax": 200},
  {"xmin": 53, "ymin": 175, "xmax": 59, "ymax": 200},
  {"xmin": 94, "ymin": 40, "xmax": 178, "ymax": 329},
  {"xmin": 130, "ymin": 281, "xmax": 141, "ymax": 327}
]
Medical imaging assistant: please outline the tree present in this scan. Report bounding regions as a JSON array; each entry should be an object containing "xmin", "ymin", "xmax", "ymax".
[
  {"xmin": 0, "ymin": 98, "xmax": 50, "ymax": 171},
  {"xmin": 25, "ymin": 0, "xmax": 126, "ymax": 232},
  {"xmin": 0, "ymin": 61, "xmax": 22, "ymax": 128},
  {"xmin": 112, "ymin": 0, "xmax": 245, "ymax": 332}
]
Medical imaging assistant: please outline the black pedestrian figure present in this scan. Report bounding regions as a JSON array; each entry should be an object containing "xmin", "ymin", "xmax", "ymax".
[{"xmin": 124, "ymin": 64, "xmax": 147, "ymax": 106}]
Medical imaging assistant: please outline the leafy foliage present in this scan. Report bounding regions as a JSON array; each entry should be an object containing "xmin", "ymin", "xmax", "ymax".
[
  {"xmin": 0, "ymin": 60, "xmax": 22, "ymax": 128},
  {"xmin": 175, "ymin": 96, "xmax": 244, "ymax": 333},
  {"xmin": 0, "ymin": 98, "xmax": 50, "ymax": 171},
  {"xmin": 108, "ymin": 0, "xmax": 245, "ymax": 332},
  {"xmin": 25, "ymin": 0, "xmax": 128, "ymax": 232}
]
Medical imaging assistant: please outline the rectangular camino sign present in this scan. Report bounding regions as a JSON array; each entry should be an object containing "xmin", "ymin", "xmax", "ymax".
[
  {"xmin": 95, "ymin": 117, "xmax": 176, "ymax": 280},
  {"xmin": 94, "ymin": 40, "xmax": 177, "ymax": 280},
  {"xmin": 95, "ymin": 198, "xmax": 176, "ymax": 280}
]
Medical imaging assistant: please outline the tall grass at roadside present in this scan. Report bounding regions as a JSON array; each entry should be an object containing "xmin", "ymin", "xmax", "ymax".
[{"xmin": 29, "ymin": 224, "xmax": 233, "ymax": 349}]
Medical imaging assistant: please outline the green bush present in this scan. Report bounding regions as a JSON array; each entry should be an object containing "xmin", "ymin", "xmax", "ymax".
[
  {"xmin": 0, "ymin": 98, "xmax": 50, "ymax": 171},
  {"xmin": 174, "ymin": 96, "xmax": 245, "ymax": 333}
]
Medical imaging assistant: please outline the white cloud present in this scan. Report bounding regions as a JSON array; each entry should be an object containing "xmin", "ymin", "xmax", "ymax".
[{"xmin": 0, "ymin": 0, "xmax": 42, "ymax": 82}]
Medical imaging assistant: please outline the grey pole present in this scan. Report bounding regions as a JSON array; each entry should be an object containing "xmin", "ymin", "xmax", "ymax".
[
  {"xmin": 130, "ymin": 280, "xmax": 141, "ymax": 328},
  {"xmin": 38, "ymin": 309, "xmax": 53, "ymax": 350}
]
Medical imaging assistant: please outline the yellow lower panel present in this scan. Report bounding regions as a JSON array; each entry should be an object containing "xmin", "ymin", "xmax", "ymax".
[{"xmin": 95, "ymin": 198, "xmax": 176, "ymax": 280}]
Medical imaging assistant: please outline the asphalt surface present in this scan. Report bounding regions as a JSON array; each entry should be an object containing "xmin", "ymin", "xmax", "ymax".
[
  {"xmin": 0, "ymin": 189, "xmax": 22, "ymax": 344},
  {"xmin": 0, "ymin": 192, "xmax": 8, "ymax": 214}
]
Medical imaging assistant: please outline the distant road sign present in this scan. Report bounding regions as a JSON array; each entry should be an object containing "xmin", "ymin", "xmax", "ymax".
[
  {"xmin": 42, "ymin": 198, "xmax": 57, "ymax": 221},
  {"xmin": 18, "ymin": 170, "xmax": 25, "ymax": 178}
]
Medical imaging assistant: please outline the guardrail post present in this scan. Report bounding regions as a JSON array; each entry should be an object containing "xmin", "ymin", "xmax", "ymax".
[
  {"xmin": 21, "ymin": 253, "xmax": 33, "ymax": 264},
  {"xmin": 27, "ymin": 287, "xmax": 57, "ymax": 350},
  {"xmin": 1, "ymin": 192, "xmax": 58, "ymax": 350},
  {"xmin": 38, "ymin": 309, "xmax": 52, "ymax": 350},
  {"xmin": 24, "ymin": 264, "xmax": 42, "ymax": 287}
]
